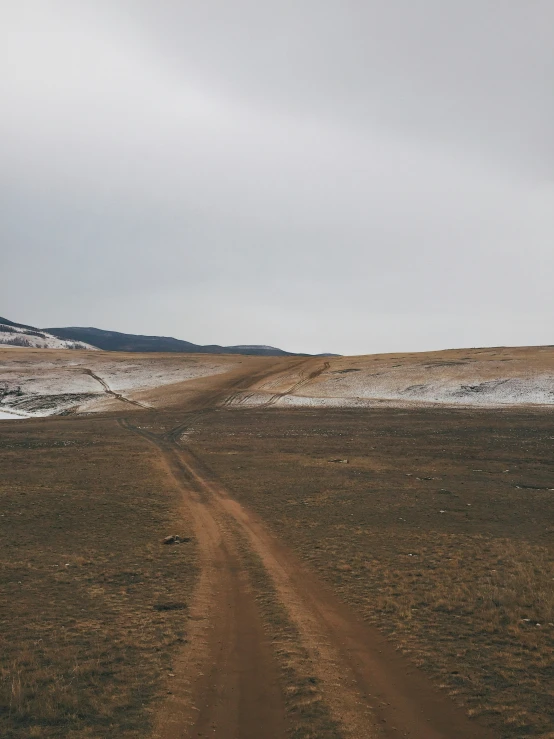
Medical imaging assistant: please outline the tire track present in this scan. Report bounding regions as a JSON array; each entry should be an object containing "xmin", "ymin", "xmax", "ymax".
[
  {"xmin": 80, "ymin": 368, "xmax": 150, "ymax": 409},
  {"xmin": 168, "ymin": 442, "xmax": 497, "ymax": 739},
  {"xmin": 118, "ymin": 359, "xmax": 497, "ymax": 738},
  {"xmin": 165, "ymin": 357, "xmax": 305, "ymax": 414},
  {"xmin": 121, "ymin": 417, "xmax": 498, "ymax": 739},
  {"xmin": 119, "ymin": 419, "xmax": 287, "ymax": 739},
  {"xmin": 160, "ymin": 357, "xmax": 306, "ymax": 431},
  {"xmin": 262, "ymin": 360, "xmax": 330, "ymax": 407}
]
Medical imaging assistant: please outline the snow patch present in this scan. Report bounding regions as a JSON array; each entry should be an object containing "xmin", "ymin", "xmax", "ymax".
[
  {"xmin": 307, "ymin": 370, "xmax": 554, "ymax": 406},
  {"xmin": 0, "ymin": 409, "xmax": 28, "ymax": 419},
  {"xmin": 0, "ymin": 324, "xmax": 97, "ymax": 351},
  {"xmin": 0, "ymin": 352, "xmax": 238, "ymax": 416},
  {"xmin": 227, "ymin": 352, "xmax": 554, "ymax": 409}
]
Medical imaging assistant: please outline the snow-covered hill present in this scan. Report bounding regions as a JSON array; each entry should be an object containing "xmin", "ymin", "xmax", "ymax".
[
  {"xmin": 0, "ymin": 349, "xmax": 238, "ymax": 416},
  {"xmin": 229, "ymin": 346, "xmax": 554, "ymax": 408},
  {"xmin": 0, "ymin": 317, "xmax": 97, "ymax": 351},
  {"xmin": 1, "ymin": 343, "xmax": 553, "ymax": 419}
]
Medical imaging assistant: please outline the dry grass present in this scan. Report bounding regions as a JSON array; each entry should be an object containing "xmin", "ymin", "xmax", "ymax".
[
  {"xmin": 0, "ymin": 417, "xmax": 197, "ymax": 738},
  {"xmin": 191, "ymin": 406, "xmax": 554, "ymax": 738},
  {"xmin": 1, "ymin": 402, "xmax": 552, "ymax": 737}
]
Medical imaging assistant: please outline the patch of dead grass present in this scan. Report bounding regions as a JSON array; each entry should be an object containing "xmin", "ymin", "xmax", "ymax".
[
  {"xmin": 192, "ymin": 406, "xmax": 554, "ymax": 738},
  {"xmin": 0, "ymin": 418, "xmax": 197, "ymax": 738}
]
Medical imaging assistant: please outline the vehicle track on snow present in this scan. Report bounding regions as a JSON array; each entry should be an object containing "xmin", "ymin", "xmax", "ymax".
[
  {"xmin": 80, "ymin": 368, "xmax": 150, "ymax": 409},
  {"xmin": 163, "ymin": 357, "xmax": 305, "ymax": 436},
  {"xmin": 119, "ymin": 402, "xmax": 498, "ymax": 739},
  {"xmin": 262, "ymin": 360, "xmax": 330, "ymax": 407}
]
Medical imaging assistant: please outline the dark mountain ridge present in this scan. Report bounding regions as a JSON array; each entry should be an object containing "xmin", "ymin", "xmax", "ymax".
[
  {"xmin": 46, "ymin": 325, "xmax": 300, "ymax": 356},
  {"xmin": 1, "ymin": 316, "xmax": 339, "ymax": 356},
  {"xmin": 0, "ymin": 316, "xmax": 39, "ymax": 331}
]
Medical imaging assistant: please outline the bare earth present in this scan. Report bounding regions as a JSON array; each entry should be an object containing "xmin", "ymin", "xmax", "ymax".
[{"xmin": 1, "ymin": 346, "xmax": 552, "ymax": 738}]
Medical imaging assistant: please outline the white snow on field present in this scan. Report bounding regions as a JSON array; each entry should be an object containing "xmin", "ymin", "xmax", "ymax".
[
  {"xmin": 297, "ymin": 372, "xmax": 554, "ymax": 407},
  {"xmin": 0, "ymin": 324, "xmax": 97, "ymax": 351},
  {"xmin": 276, "ymin": 395, "xmax": 378, "ymax": 408},
  {"xmin": 2, "ymin": 344, "xmax": 553, "ymax": 415},
  {"xmin": 0, "ymin": 409, "xmax": 28, "ymax": 419},
  {"xmin": 229, "ymin": 348, "xmax": 554, "ymax": 409},
  {"xmin": 83, "ymin": 361, "xmax": 220, "ymax": 392},
  {"xmin": 0, "ymin": 349, "xmax": 238, "ymax": 416}
]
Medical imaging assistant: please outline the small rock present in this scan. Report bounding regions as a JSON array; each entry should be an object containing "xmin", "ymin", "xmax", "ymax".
[
  {"xmin": 153, "ymin": 602, "xmax": 187, "ymax": 611},
  {"xmin": 162, "ymin": 535, "xmax": 191, "ymax": 545},
  {"xmin": 328, "ymin": 458, "xmax": 349, "ymax": 464}
]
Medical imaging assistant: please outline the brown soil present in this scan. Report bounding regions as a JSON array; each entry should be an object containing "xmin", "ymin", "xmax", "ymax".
[
  {"xmin": 192, "ymin": 406, "xmax": 554, "ymax": 738},
  {"xmin": 0, "ymin": 417, "xmax": 198, "ymax": 738},
  {"xmin": 1, "ymin": 354, "xmax": 551, "ymax": 737},
  {"xmin": 120, "ymin": 415, "xmax": 496, "ymax": 739}
]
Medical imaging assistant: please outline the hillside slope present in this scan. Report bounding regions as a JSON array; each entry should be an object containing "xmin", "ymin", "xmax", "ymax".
[
  {"xmin": 230, "ymin": 346, "xmax": 554, "ymax": 408},
  {"xmin": 45, "ymin": 326, "xmax": 299, "ymax": 356},
  {"xmin": 0, "ymin": 317, "xmax": 97, "ymax": 351},
  {"xmin": 0, "ymin": 347, "xmax": 245, "ymax": 416},
  {"xmin": 1, "ymin": 344, "xmax": 553, "ymax": 419}
]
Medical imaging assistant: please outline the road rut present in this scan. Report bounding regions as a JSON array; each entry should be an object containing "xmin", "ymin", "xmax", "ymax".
[
  {"xmin": 122, "ymin": 420, "xmax": 286, "ymax": 739},
  {"xmin": 121, "ymin": 414, "xmax": 498, "ymax": 739},
  {"xmin": 81, "ymin": 368, "xmax": 150, "ymax": 409}
]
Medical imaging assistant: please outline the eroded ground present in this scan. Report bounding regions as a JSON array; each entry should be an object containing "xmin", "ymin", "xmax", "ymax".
[
  {"xmin": 1, "ymin": 357, "xmax": 553, "ymax": 738},
  {"xmin": 2, "ymin": 344, "xmax": 554, "ymax": 418},
  {"xmin": 0, "ymin": 417, "xmax": 197, "ymax": 738},
  {"xmin": 189, "ymin": 407, "xmax": 554, "ymax": 737}
]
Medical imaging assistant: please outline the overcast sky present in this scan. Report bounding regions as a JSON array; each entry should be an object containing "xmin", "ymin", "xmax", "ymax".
[{"xmin": 2, "ymin": 1, "xmax": 553, "ymax": 355}]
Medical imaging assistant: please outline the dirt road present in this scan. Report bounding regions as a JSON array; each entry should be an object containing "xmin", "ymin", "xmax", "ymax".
[{"xmin": 116, "ymin": 358, "xmax": 498, "ymax": 739}]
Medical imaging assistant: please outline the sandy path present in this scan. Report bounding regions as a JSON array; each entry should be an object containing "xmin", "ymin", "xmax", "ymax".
[
  {"xmin": 262, "ymin": 359, "xmax": 330, "ymax": 407},
  {"xmin": 121, "ymin": 410, "xmax": 498, "ymax": 739},
  {"xmin": 175, "ymin": 444, "xmax": 498, "ymax": 739},
  {"xmin": 116, "ymin": 358, "xmax": 499, "ymax": 738},
  {"xmin": 121, "ymin": 419, "xmax": 287, "ymax": 739}
]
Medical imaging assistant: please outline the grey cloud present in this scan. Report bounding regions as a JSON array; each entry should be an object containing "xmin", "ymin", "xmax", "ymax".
[
  {"xmin": 1, "ymin": 1, "xmax": 553, "ymax": 354},
  {"xmin": 122, "ymin": 0, "xmax": 554, "ymax": 177}
]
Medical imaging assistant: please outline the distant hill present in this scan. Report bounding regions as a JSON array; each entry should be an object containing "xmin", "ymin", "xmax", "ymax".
[
  {"xmin": 45, "ymin": 326, "xmax": 299, "ymax": 356},
  {"xmin": 0, "ymin": 317, "xmax": 97, "ymax": 351},
  {"xmin": 1, "ymin": 316, "xmax": 339, "ymax": 356}
]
